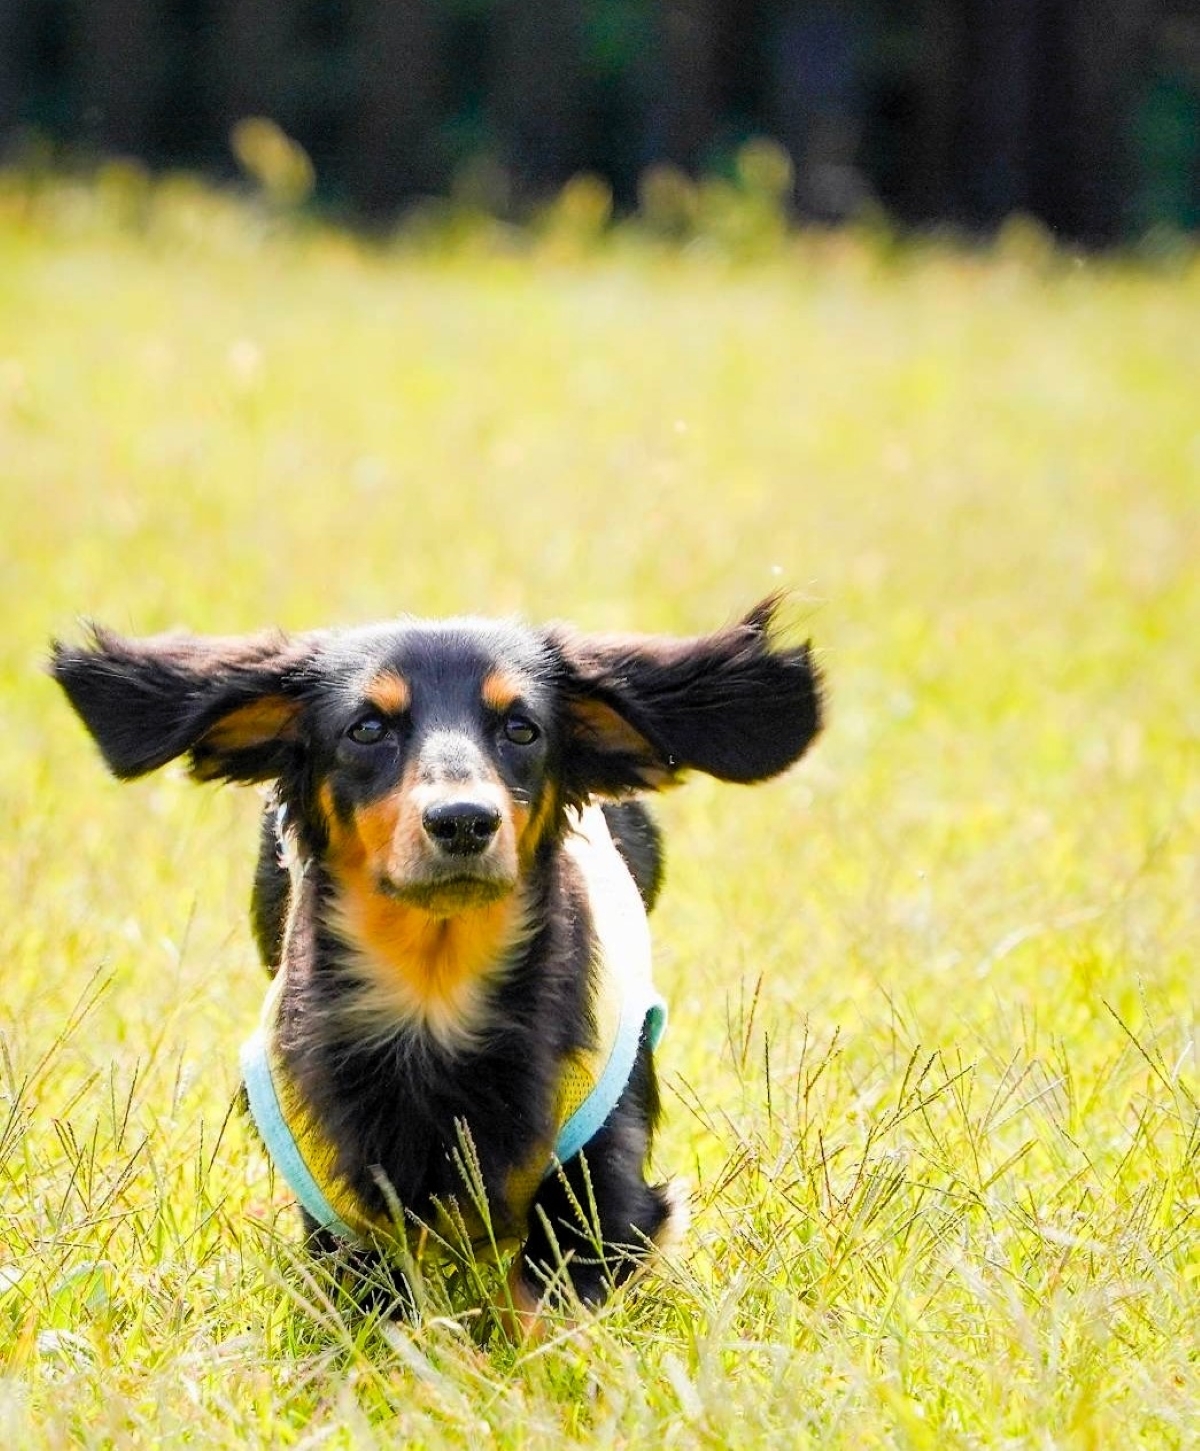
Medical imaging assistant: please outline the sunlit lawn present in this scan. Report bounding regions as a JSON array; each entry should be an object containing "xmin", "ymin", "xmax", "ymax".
[{"xmin": 1, "ymin": 174, "xmax": 1197, "ymax": 1448}]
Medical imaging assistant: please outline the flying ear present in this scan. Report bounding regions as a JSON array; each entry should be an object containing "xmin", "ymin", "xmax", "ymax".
[
  {"xmin": 49, "ymin": 625, "xmax": 319, "ymax": 784},
  {"xmin": 549, "ymin": 595, "xmax": 823, "ymax": 800}
]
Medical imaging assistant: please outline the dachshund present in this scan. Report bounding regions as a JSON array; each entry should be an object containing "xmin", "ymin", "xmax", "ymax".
[{"xmin": 50, "ymin": 597, "xmax": 822, "ymax": 1331}]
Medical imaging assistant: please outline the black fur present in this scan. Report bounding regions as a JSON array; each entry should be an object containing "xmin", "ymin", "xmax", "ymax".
[
  {"xmin": 251, "ymin": 808, "xmax": 290, "ymax": 972},
  {"xmin": 600, "ymin": 800, "xmax": 664, "ymax": 911},
  {"xmin": 50, "ymin": 599, "xmax": 823, "ymax": 1324}
]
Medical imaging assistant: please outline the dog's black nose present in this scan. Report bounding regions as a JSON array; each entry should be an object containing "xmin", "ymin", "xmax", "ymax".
[{"xmin": 422, "ymin": 800, "xmax": 502, "ymax": 855}]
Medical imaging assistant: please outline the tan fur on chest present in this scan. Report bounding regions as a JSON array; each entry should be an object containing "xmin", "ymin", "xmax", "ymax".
[{"xmin": 323, "ymin": 856, "xmax": 528, "ymax": 1048}]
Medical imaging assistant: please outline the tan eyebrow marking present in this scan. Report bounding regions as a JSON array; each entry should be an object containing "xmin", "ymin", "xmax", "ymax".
[
  {"xmin": 365, "ymin": 669, "xmax": 410, "ymax": 716},
  {"xmin": 481, "ymin": 668, "xmax": 525, "ymax": 714}
]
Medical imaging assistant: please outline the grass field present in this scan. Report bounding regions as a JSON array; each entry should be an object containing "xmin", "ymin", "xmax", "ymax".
[{"xmin": 1, "ymin": 173, "xmax": 1197, "ymax": 1448}]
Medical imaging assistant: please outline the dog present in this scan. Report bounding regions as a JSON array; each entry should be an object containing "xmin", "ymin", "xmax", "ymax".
[{"xmin": 50, "ymin": 597, "xmax": 822, "ymax": 1331}]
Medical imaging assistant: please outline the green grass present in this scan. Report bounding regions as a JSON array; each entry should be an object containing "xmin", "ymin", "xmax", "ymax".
[{"xmin": 1, "ymin": 173, "xmax": 1197, "ymax": 1448}]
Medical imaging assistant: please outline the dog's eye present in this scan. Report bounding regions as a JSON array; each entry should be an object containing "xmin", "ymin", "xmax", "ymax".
[
  {"xmin": 347, "ymin": 717, "xmax": 389, "ymax": 746},
  {"xmin": 503, "ymin": 715, "xmax": 539, "ymax": 747}
]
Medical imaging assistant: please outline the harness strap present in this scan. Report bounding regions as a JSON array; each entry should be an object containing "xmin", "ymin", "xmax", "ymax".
[{"xmin": 241, "ymin": 1005, "xmax": 358, "ymax": 1239}]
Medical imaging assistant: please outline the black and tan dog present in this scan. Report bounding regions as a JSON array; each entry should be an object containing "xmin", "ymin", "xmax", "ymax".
[{"xmin": 51, "ymin": 598, "xmax": 822, "ymax": 1329}]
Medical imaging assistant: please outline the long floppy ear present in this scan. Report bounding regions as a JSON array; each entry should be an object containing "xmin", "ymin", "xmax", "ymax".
[
  {"xmin": 548, "ymin": 595, "xmax": 823, "ymax": 801},
  {"xmin": 49, "ymin": 625, "xmax": 319, "ymax": 784}
]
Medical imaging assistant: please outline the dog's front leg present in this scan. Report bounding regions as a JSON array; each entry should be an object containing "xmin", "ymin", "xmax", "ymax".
[
  {"xmin": 500, "ymin": 1038, "xmax": 685, "ymax": 1338},
  {"xmin": 299, "ymin": 1214, "xmax": 418, "ymax": 1319}
]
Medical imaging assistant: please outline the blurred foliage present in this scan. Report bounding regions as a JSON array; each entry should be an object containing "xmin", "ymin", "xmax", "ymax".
[
  {"xmin": 230, "ymin": 118, "xmax": 315, "ymax": 209},
  {"xmin": 1, "ymin": 1, "xmax": 1198, "ymax": 243}
]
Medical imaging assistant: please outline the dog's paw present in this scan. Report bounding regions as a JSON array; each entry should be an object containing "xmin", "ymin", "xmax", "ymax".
[
  {"xmin": 652, "ymin": 1176, "xmax": 692, "ymax": 1251},
  {"xmin": 495, "ymin": 1261, "xmax": 553, "ymax": 1345}
]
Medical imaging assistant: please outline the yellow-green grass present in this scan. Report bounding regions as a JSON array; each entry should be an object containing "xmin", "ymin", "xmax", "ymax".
[{"xmin": 1, "ymin": 175, "xmax": 1196, "ymax": 1448}]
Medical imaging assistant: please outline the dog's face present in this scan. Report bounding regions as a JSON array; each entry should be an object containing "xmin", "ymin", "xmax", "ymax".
[{"xmin": 296, "ymin": 622, "xmax": 562, "ymax": 918}]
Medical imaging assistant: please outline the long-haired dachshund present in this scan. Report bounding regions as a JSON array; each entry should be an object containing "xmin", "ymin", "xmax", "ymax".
[{"xmin": 51, "ymin": 597, "xmax": 822, "ymax": 1331}]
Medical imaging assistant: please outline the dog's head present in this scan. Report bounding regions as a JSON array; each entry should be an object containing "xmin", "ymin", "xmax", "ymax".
[{"xmin": 50, "ymin": 599, "xmax": 823, "ymax": 918}]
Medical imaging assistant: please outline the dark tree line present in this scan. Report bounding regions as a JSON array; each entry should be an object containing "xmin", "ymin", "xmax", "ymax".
[{"xmin": 1, "ymin": 1, "xmax": 1197, "ymax": 244}]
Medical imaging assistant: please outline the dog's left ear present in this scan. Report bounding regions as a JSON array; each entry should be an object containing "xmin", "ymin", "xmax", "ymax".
[
  {"xmin": 49, "ymin": 625, "xmax": 320, "ymax": 784},
  {"xmin": 548, "ymin": 595, "xmax": 823, "ymax": 800}
]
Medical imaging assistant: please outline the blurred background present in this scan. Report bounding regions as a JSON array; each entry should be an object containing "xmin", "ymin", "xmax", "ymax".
[
  {"xmin": 2, "ymin": 0, "xmax": 1198, "ymax": 246},
  {"xmin": 2, "ymin": 11, "xmax": 1197, "ymax": 1436}
]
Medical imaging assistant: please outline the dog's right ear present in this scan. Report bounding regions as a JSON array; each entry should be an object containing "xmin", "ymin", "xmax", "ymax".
[{"xmin": 49, "ymin": 625, "xmax": 320, "ymax": 784}]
